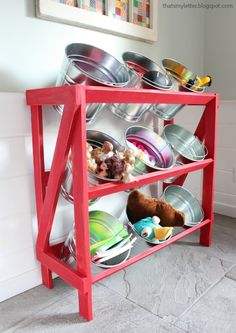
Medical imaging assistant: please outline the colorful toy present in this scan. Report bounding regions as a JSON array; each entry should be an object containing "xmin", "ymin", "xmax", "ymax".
[
  {"xmin": 86, "ymin": 142, "xmax": 97, "ymax": 173},
  {"xmin": 90, "ymin": 140, "xmax": 114, "ymax": 163},
  {"xmin": 87, "ymin": 141, "xmax": 136, "ymax": 182},
  {"xmin": 96, "ymin": 161, "xmax": 109, "ymax": 178},
  {"xmin": 132, "ymin": 216, "xmax": 173, "ymax": 242},
  {"xmin": 126, "ymin": 190, "xmax": 185, "ymax": 227},
  {"xmin": 128, "ymin": 140, "xmax": 156, "ymax": 166}
]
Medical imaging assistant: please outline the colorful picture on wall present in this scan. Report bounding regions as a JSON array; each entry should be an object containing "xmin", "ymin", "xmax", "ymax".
[
  {"xmin": 39, "ymin": 1, "xmax": 157, "ymax": 42},
  {"xmin": 132, "ymin": 0, "xmax": 150, "ymax": 28},
  {"xmin": 79, "ymin": 0, "xmax": 105, "ymax": 14},
  {"xmin": 108, "ymin": 0, "xmax": 129, "ymax": 21},
  {"xmin": 58, "ymin": 0, "xmax": 78, "ymax": 6}
]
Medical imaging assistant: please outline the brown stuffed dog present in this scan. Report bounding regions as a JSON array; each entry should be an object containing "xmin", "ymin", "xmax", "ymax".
[{"xmin": 126, "ymin": 190, "xmax": 185, "ymax": 227}]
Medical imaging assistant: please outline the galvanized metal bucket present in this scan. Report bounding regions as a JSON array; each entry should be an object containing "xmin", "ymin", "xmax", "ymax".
[
  {"xmin": 60, "ymin": 211, "xmax": 132, "ymax": 268},
  {"xmin": 61, "ymin": 130, "xmax": 124, "ymax": 204},
  {"xmin": 162, "ymin": 124, "xmax": 208, "ymax": 162},
  {"xmin": 55, "ymin": 43, "xmax": 130, "ymax": 124},
  {"xmin": 55, "ymin": 73, "xmax": 103, "ymax": 124},
  {"xmin": 121, "ymin": 51, "xmax": 185, "ymax": 121},
  {"xmin": 161, "ymin": 185, "xmax": 204, "ymax": 226},
  {"xmin": 163, "ymin": 160, "xmax": 184, "ymax": 184},
  {"xmin": 125, "ymin": 126, "xmax": 176, "ymax": 176},
  {"xmin": 107, "ymin": 68, "xmax": 152, "ymax": 122},
  {"xmin": 151, "ymin": 103, "xmax": 185, "ymax": 121}
]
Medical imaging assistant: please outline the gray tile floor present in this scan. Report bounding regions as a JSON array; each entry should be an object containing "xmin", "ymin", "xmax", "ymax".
[{"xmin": 1, "ymin": 214, "xmax": 236, "ymax": 333}]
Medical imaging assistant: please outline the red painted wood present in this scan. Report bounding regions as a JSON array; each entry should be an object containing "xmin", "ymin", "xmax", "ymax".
[
  {"xmin": 194, "ymin": 106, "xmax": 207, "ymax": 142},
  {"xmin": 36, "ymin": 101, "xmax": 78, "ymax": 253},
  {"xmin": 27, "ymin": 85, "xmax": 218, "ymax": 321},
  {"xmin": 38, "ymin": 251, "xmax": 87, "ymax": 292},
  {"xmin": 88, "ymin": 159, "xmax": 213, "ymax": 199},
  {"xmin": 26, "ymin": 85, "xmax": 78, "ymax": 105},
  {"xmin": 92, "ymin": 219, "xmax": 211, "ymax": 284},
  {"xmin": 71, "ymin": 88, "xmax": 93, "ymax": 320},
  {"xmin": 30, "ymin": 105, "xmax": 53, "ymax": 289},
  {"xmin": 163, "ymin": 119, "xmax": 174, "ymax": 191},
  {"xmin": 26, "ymin": 85, "xmax": 216, "ymax": 106},
  {"xmin": 85, "ymin": 86, "xmax": 215, "ymax": 105},
  {"xmin": 200, "ymin": 96, "xmax": 219, "ymax": 246}
]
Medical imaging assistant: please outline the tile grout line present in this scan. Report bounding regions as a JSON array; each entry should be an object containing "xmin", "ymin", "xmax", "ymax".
[
  {"xmin": 98, "ymin": 259, "xmax": 236, "ymax": 330},
  {"xmin": 98, "ymin": 278, "xmax": 188, "ymax": 333},
  {"xmin": 2, "ymin": 282, "xmax": 188, "ymax": 333},
  {"xmin": 224, "ymin": 263, "xmax": 236, "ymax": 281},
  {"xmin": 175, "ymin": 262, "xmax": 236, "ymax": 323}
]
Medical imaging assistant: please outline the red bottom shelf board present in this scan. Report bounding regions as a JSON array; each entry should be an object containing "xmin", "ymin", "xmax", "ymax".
[{"xmin": 92, "ymin": 219, "xmax": 211, "ymax": 284}]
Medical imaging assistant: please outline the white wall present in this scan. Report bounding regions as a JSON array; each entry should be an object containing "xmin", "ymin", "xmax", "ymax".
[
  {"xmin": 0, "ymin": 0, "xmax": 206, "ymax": 92},
  {"xmin": 0, "ymin": 1, "xmax": 208, "ymax": 301},
  {"xmin": 205, "ymin": 1, "xmax": 236, "ymax": 217},
  {"xmin": 214, "ymin": 101, "xmax": 236, "ymax": 217},
  {"xmin": 205, "ymin": 0, "xmax": 236, "ymax": 99}
]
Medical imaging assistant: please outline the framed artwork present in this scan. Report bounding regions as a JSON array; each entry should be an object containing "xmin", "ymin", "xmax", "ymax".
[{"xmin": 36, "ymin": 0, "xmax": 157, "ymax": 42}]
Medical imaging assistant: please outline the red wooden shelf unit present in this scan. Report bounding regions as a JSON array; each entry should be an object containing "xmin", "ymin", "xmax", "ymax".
[{"xmin": 26, "ymin": 85, "xmax": 219, "ymax": 321}]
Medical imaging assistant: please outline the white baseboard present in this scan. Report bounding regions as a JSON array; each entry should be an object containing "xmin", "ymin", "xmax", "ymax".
[
  {"xmin": 0, "ymin": 268, "xmax": 43, "ymax": 302},
  {"xmin": 0, "ymin": 267, "xmax": 60, "ymax": 302},
  {"xmin": 214, "ymin": 201, "xmax": 236, "ymax": 219}
]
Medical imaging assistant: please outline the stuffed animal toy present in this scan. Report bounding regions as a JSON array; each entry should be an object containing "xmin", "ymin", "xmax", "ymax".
[
  {"xmin": 96, "ymin": 161, "xmax": 109, "ymax": 178},
  {"xmin": 87, "ymin": 141, "xmax": 136, "ymax": 182},
  {"xmin": 86, "ymin": 143, "xmax": 97, "ymax": 173},
  {"xmin": 126, "ymin": 190, "xmax": 185, "ymax": 227},
  {"xmin": 132, "ymin": 216, "xmax": 173, "ymax": 242},
  {"xmin": 105, "ymin": 155, "xmax": 126, "ymax": 180},
  {"xmin": 90, "ymin": 141, "xmax": 114, "ymax": 163}
]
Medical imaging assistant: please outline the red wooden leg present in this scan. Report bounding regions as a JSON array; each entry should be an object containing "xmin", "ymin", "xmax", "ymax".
[
  {"xmin": 200, "ymin": 97, "xmax": 218, "ymax": 246},
  {"xmin": 41, "ymin": 265, "xmax": 53, "ymax": 289},
  {"xmin": 200, "ymin": 164, "xmax": 215, "ymax": 246},
  {"xmin": 79, "ymin": 289, "xmax": 93, "ymax": 321},
  {"xmin": 71, "ymin": 91, "xmax": 93, "ymax": 320},
  {"xmin": 30, "ymin": 106, "xmax": 54, "ymax": 288},
  {"xmin": 200, "ymin": 221, "xmax": 213, "ymax": 246}
]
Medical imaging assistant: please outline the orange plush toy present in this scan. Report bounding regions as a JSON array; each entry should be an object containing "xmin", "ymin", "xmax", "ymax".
[{"xmin": 126, "ymin": 190, "xmax": 185, "ymax": 227}]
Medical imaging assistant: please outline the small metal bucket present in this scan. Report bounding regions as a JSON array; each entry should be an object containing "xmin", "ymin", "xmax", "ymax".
[
  {"xmin": 162, "ymin": 124, "xmax": 208, "ymax": 162},
  {"xmin": 55, "ymin": 73, "xmax": 103, "ymax": 124},
  {"xmin": 86, "ymin": 130, "xmax": 124, "ymax": 185},
  {"xmin": 163, "ymin": 160, "xmax": 184, "ymax": 184},
  {"xmin": 60, "ymin": 210, "xmax": 131, "ymax": 268},
  {"xmin": 140, "ymin": 75, "xmax": 185, "ymax": 121},
  {"xmin": 161, "ymin": 185, "xmax": 204, "ymax": 226},
  {"xmin": 107, "ymin": 69, "xmax": 152, "ymax": 122},
  {"xmin": 151, "ymin": 103, "xmax": 185, "ymax": 121},
  {"xmin": 125, "ymin": 126, "xmax": 176, "ymax": 176},
  {"xmin": 55, "ymin": 43, "xmax": 130, "ymax": 123},
  {"xmin": 61, "ymin": 131, "xmax": 123, "ymax": 204},
  {"xmin": 122, "ymin": 51, "xmax": 166, "ymax": 75},
  {"xmin": 65, "ymin": 43, "xmax": 130, "ymax": 87},
  {"xmin": 121, "ymin": 51, "xmax": 185, "ymax": 121},
  {"xmin": 162, "ymin": 58, "xmax": 211, "ymax": 93},
  {"xmin": 141, "ymin": 70, "xmax": 173, "ymax": 90},
  {"xmin": 61, "ymin": 163, "xmax": 98, "ymax": 205}
]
